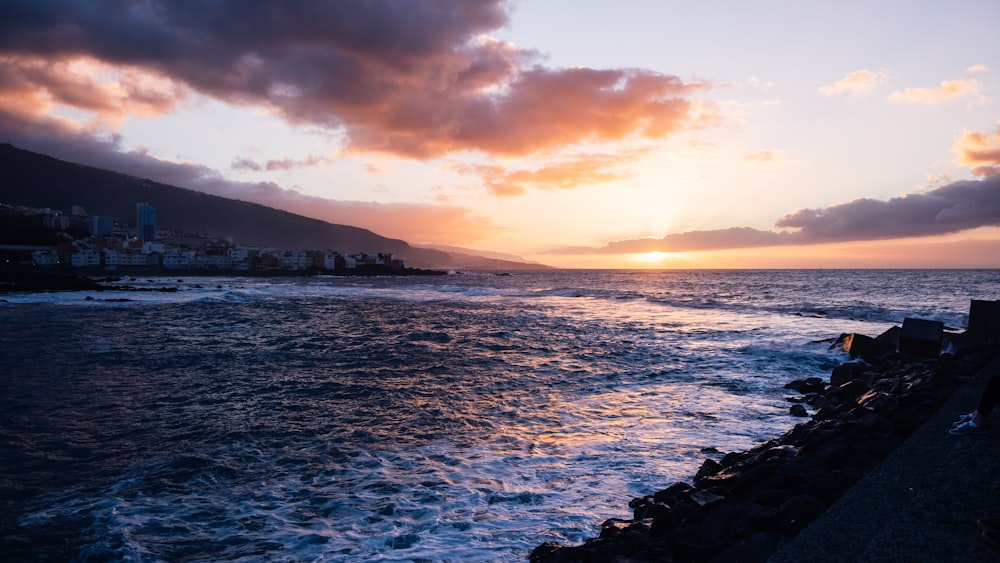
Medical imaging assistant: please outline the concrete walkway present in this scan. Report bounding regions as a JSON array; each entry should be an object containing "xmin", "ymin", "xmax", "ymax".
[{"xmin": 769, "ymin": 354, "xmax": 1000, "ymax": 562}]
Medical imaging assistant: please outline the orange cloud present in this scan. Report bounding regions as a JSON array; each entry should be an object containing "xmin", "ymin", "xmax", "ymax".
[
  {"xmin": 0, "ymin": 55, "xmax": 186, "ymax": 128},
  {"xmin": 953, "ymin": 125, "xmax": 1000, "ymax": 177},
  {"xmin": 888, "ymin": 77, "xmax": 986, "ymax": 105},
  {"xmin": 458, "ymin": 152, "xmax": 635, "ymax": 196},
  {"xmin": 818, "ymin": 69, "xmax": 884, "ymax": 96},
  {"xmin": 345, "ymin": 67, "xmax": 709, "ymax": 159}
]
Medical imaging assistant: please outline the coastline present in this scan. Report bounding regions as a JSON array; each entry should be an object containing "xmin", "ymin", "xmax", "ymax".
[
  {"xmin": 531, "ymin": 309, "xmax": 1000, "ymax": 562},
  {"xmin": 0, "ymin": 266, "xmax": 447, "ymax": 294}
]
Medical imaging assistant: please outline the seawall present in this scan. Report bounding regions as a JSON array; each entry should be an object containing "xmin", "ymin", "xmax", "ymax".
[
  {"xmin": 768, "ymin": 351, "xmax": 1000, "ymax": 562},
  {"xmin": 530, "ymin": 330, "xmax": 1000, "ymax": 562}
]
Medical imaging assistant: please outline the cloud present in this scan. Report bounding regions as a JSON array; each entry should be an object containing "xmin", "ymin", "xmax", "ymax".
[
  {"xmin": 553, "ymin": 175, "xmax": 1000, "ymax": 254},
  {"xmin": 0, "ymin": 1, "xmax": 711, "ymax": 160},
  {"xmin": 818, "ymin": 69, "xmax": 885, "ymax": 96},
  {"xmin": 969, "ymin": 64, "xmax": 989, "ymax": 73},
  {"xmin": 231, "ymin": 154, "xmax": 332, "ymax": 172},
  {"xmin": 563, "ymin": 227, "xmax": 793, "ymax": 254},
  {"xmin": 953, "ymin": 125, "xmax": 1000, "ymax": 177},
  {"xmin": 774, "ymin": 177, "xmax": 1000, "ymax": 241},
  {"xmin": 0, "ymin": 54, "xmax": 187, "ymax": 128},
  {"xmin": 230, "ymin": 157, "xmax": 263, "ymax": 172},
  {"xmin": 457, "ymin": 152, "xmax": 636, "ymax": 196},
  {"xmin": 888, "ymin": 78, "xmax": 987, "ymax": 105}
]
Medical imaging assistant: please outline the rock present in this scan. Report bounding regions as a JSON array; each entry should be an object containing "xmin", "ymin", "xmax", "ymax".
[
  {"xmin": 695, "ymin": 458, "xmax": 723, "ymax": 481},
  {"xmin": 841, "ymin": 332, "xmax": 896, "ymax": 363},
  {"xmin": 825, "ymin": 379, "xmax": 871, "ymax": 402},
  {"xmin": 685, "ymin": 490, "xmax": 726, "ymax": 508},
  {"xmin": 790, "ymin": 404, "xmax": 808, "ymax": 417},
  {"xmin": 653, "ymin": 482, "xmax": 694, "ymax": 505},
  {"xmin": 631, "ymin": 498, "xmax": 671, "ymax": 521},
  {"xmin": 767, "ymin": 494, "xmax": 827, "ymax": 534},
  {"xmin": 875, "ymin": 325, "xmax": 901, "ymax": 350},
  {"xmin": 829, "ymin": 333, "xmax": 851, "ymax": 351},
  {"xmin": 830, "ymin": 362, "xmax": 865, "ymax": 387},
  {"xmin": 784, "ymin": 376, "xmax": 826, "ymax": 394},
  {"xmin": 711, "ymin": 531, "xmax": 788, "ymax": 563}
]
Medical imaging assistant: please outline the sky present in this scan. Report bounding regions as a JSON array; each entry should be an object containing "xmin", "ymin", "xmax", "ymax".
[{"xmin": 1, "ymin": 0, "xmax": 999, "ymax": 268}]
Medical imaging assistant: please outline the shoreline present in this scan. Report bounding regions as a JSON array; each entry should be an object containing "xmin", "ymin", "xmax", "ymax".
[
  {"xmin": 531, "ymin": 311, "xmax": 1000, "ymax": 562},
  {"xmin": 0, "ymin": 266, "xmax": 447, "ymax": 294}
]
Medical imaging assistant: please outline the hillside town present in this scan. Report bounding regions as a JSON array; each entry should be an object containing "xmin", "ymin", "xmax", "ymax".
[{"xmin": 0, "ymin": 201, "xmax": 410, "ymax": 274}]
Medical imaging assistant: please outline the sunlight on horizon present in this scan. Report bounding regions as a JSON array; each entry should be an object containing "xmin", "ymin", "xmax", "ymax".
[{"xmin": 630, "ymin": 251, "xmax": 690, "ymax": 266}]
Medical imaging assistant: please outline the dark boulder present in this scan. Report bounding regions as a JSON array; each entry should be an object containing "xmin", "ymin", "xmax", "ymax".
[
  {"xmin": 784, "ymin": 376, "xmax": 826, "ymax": 394},
  {"xmin": 838, "ymin": 332, "xmax": 895, "ymax": 363},
  {"xmin": 830, "ymin": 362, "xmax": 866, "ymax": 387}
]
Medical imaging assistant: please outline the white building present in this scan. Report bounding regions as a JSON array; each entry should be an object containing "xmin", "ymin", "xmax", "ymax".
[
  {"xmin": 133, "ymin": 253, "xmax": 155, "ymax": 266},
  {"xmin": 280, "ymin": 250, "xmax": 312, "ymax": 270},
  {"xmin": 195, "ymin": 254, "xmax": 235, "ymax": 269},
  {"xmin": 229, "ymin": 247, "xmax": 251, "ymax": 262},
  {"xmin": 162, "ymin": 249, "xmax": 196, "ymax": 269},
  {"xmin": 104, "ymin": 248, "xmax": 129, "ymax": 267},
  {"xmin": 71, "ymin": 249, "xmax": 102, "ymax": 267},
  {"xmin": 321, "ymin": 252, "xmax": 363, "ymax": 270},
  {"xmin": 104, "ymin": 249, "xmax": 154, "ymax": 267}
]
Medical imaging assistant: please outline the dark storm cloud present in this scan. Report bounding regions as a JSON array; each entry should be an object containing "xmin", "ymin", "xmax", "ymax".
[
  {"xmin": 557, "ymin": 176, "xmax": 1000, "ymax": 254},
  {"xmin": 775, "ymin": 177, "xmax": 1000, "ymax": 241},
  {"xmin": 0, "ymin": 0, "xmax": 707, "ymax": 159}
]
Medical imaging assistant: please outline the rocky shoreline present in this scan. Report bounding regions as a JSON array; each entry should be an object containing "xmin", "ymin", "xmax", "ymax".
[{"xmin": 531, "ymin": 305, "xmax": 1000, "ymax": 563}]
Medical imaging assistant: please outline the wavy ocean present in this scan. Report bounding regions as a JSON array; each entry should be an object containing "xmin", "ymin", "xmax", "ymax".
[{"xmin": 2, "ymin": 269, "xmax": 997, "ymax": 561}]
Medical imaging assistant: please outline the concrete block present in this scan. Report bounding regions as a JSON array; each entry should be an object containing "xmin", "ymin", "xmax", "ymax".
[
  {"xmin": 899, "ymin": 317, "xmax": 943, "ymax": 358},
  {"xmin": 968, "ymin": 299, "xmax": 1000, "ymax": 336}
]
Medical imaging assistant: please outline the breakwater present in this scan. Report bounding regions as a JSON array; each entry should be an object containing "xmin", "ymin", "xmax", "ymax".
[{"xmin": 531, "ymin": 318, "xmax": 1000, "ymax": 562}]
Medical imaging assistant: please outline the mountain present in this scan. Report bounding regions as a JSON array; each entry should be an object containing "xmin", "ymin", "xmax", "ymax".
[
  {"xmin": 415, "ymin": 244, "xmax": 549, "ymax": 269},
  {"xmin": 0, "ymin": 144, "xmax": 541, "ymax": 270}
]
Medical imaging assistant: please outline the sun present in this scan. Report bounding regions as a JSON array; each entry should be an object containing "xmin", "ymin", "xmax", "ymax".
[{"xmin": 630, "ymin": 251, "xmax": 687, "ymax": 266}]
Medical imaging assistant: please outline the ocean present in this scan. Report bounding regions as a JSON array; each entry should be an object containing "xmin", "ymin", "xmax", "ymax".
[{"xmin": 1, "ymin": 269, "xmax": 996, "ymax": 561}]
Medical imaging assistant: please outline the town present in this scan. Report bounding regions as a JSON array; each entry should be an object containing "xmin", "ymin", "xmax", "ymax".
[{"xmin": 0, "ymin": 201, "xmax": 424, "ymax": 275}]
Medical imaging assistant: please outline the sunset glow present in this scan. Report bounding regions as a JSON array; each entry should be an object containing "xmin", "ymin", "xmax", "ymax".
[
  {"xmin": 631, "ymin": 251, "xmax": 689, "ymax": 266},
  {"xmin": 1, "ymin": 1, "xmax": 998, "ymax": 267}
]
